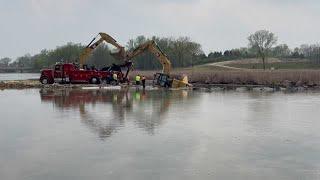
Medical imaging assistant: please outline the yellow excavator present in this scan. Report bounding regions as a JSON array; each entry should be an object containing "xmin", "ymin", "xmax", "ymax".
[
  {"xmin": 79, "ymin": 32, "xmax": 126, "ymax": 68},
  {"xmin": 125, "ymin": 40, "xmax": 190, "ymax": 88},
  {"xmin": 79, "ymin": 33, "xmax": 190, "ymax": 88}
]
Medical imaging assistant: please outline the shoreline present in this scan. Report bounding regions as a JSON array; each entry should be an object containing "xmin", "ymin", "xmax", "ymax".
[{"xmin": 1, "ymin": 79, "xmax": 319, "ymax": 92}]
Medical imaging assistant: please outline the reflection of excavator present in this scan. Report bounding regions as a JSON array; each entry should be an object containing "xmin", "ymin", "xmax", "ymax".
[
  {"xmin": 39, "ymin": 89, "xmax": 193, "ymax": 139},
  {"xmin": 125, "ymin": 40, "xmax": 190, "ymax": 88},
  {"xmin": 79, "ymin": 32, "xmax": 126, "ymax": 68}
]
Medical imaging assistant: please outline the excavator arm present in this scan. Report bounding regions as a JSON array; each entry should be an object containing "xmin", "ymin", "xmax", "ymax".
[
  {"xmin": 79, "ymin": 32, "xmax": 126, "ymax": 67},
  {"xmin": 126, "ymin": 40, "xmax": 172, "ymax": 75}
]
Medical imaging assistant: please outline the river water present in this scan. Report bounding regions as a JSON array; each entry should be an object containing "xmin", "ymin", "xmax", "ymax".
[
  {"xmin": 0, "ymin": 89, "xmax": 320, "ymax": 180},
  {"xmin": 0, "ymin": 73, "xmax": 39, "ymax": 81}
]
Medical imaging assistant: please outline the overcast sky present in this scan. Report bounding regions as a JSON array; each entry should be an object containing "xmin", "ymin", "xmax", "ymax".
[{"xmin": 0, "ymin": 0, "xmax": 319, "ymax": 59}]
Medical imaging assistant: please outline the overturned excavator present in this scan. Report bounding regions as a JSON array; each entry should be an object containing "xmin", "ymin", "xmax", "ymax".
[{"xmin": 124, "ymin": 40, "xmax": 190, "ymax": 88}]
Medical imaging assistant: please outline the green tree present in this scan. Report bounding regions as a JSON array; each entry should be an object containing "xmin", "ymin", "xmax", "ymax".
[
  {"xmin": 126, "ymin": 36, "xmax": 204, "ymax": 70},
  {"xmin": 272, "ymin": 44, "xmax": 291, "ymax": 58},
  {"xmin": 86, "ymin": 44, "xmax": 119, "ymax": 68},
  {"xmin": 47, "ymin": 43, "xmax": 83, "ymax": 65},
  {"xmin": 0, "ymin": 57, "xmax": 11, "ymax": 67}
]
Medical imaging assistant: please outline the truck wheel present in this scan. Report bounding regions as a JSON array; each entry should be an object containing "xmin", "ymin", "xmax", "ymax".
[
  {"xmin": 90, "ymin": 77, "xmax": 101, "ymax": 84},
  {"xmin": 40, "ymin": 77, "xmax": 50, "ymax": 84}
]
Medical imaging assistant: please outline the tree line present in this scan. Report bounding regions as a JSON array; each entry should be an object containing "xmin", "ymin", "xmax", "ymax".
[{"xmin": 1, "ymin": 33, "xmax": 320, "ymax": 72}]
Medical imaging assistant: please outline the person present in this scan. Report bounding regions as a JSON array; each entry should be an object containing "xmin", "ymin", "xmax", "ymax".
[
  {"xmin": 141, "ymin": 76, "xmax": 146, "ymax": 89},
  {"xmin": 113, "ymin": 73, "xmax": 118, "ymax": 84},
  {"xmin": 135, "ymin": 74, "xmax": 141, "ymax": 85}
]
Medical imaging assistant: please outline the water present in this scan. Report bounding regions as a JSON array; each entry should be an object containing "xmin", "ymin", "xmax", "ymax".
[
  {"xmin": 0, "ymin": 73, "xmax": 39, "ymax": 81},
  {"xmin": 1, "ymin": 89, "xmax": 320, "ymax": 180}
]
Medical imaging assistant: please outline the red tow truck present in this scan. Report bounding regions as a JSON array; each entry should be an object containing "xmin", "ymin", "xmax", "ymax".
[{"xmin": 39, "ymin": 63, "xmax": 127, "ymax": 84}]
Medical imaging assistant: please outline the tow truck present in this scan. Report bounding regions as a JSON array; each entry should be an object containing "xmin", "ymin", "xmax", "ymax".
[
  {"xmin": 39, "ymin": 32, "xmax": 130, "ymax": 84},
  {"xmin": 39, "ymin": 63, "xmax": 126, "ymax": 84}
]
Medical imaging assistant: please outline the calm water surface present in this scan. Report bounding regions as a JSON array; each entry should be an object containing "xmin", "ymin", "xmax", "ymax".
[
  {"xmin": 0, "ymin": 89, "xmax": 320, "ymax": 180},
  {"xmin": 0, "ymin": 73, "xmax": 39, "ymax": 81}
]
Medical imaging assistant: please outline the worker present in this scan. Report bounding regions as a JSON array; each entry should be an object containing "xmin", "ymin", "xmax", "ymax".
[
  {"xmin": 141, "ymin": 76, "xmax": 146, "ymax": 89},
  {"xmin": 113, "ymin": 73, "xmax": 118, "ymax": 84},
  {"xmin": 135, "ymin": 74, "xmax": 141, "ymax": 85}
]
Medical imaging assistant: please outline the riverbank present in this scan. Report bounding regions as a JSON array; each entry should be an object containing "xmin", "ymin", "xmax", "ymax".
[
  {"xmin": 1, "ymin": 69, "xmax": 320, "ymax": 91},
  {"xmin": 1, "ymin": 78, "xmax": 319, "ymax": 92},
  {"xmin": 130, "ymin": 70, "xmax": 320, "ymax": 89}
]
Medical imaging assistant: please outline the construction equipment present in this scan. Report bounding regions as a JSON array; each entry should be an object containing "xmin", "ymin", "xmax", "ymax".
[
  {"xmin": 40, "ymin": 32, "xmax": 131, "ymax": 85},
  {"xmin": 39, "ymin": 62, "xmax": 124, "ymax": 84},
  {"xmin": 125, "ymin": 40, "xmax": 190, "ymax": 88},
  {"xmin": 79, "ymin": 32, "xmax": 126, "ymax": 68}
]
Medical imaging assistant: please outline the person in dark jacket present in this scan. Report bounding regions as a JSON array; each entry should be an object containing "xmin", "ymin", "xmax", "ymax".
[{"xmin": 141, "ymin": 76, "xmax": 146, "ymax": 89}]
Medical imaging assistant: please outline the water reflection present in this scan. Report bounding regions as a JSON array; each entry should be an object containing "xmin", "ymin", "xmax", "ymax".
[{"xmin": 39, "ymin": 88, "xmax": 194, "ymax": 139}]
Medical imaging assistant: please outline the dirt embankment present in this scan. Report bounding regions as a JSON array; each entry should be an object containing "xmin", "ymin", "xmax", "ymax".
[{"xmin": 0, "ymin": 80, "xmax": 43, "ymax": 89}]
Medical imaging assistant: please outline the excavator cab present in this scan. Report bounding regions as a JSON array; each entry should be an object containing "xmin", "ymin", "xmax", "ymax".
[
  {"xmin": 153, "ymin": 73, "xmax": 172, "ymax": 88},
  {"xmin": 153, "ymin": 73, "xmax": 190, "ymax": 88}
]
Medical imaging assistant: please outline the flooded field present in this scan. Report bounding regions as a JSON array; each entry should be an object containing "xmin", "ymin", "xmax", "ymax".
[{"xmin": 1, "ymin": 89, "xmax": 320, "ymax": 180}]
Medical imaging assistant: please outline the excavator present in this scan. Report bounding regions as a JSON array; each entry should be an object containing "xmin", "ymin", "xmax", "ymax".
[
  {"xmin": 125, "ymin": 40, "xmax": 190, "ymax": 88},
  {"xmin": 79, "ymin": 33, "xmax": 189, "ymax": 88},
  {"xmin": 79, "ymin": 32, "xmax": 126, "ymax": 68},
  {"xmin": 79, "ymin": 32, "xmax": 133, "ymax": 82}
]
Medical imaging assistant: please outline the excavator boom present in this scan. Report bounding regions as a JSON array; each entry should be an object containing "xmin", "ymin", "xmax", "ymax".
[
  {"xmin": 79, "ymin": 32, "xmax": 126, "ymax": 67},
  {"xmin": 126, "ymin": 40, "xmax": 171, "ymax": 75},
  {"xmin": 125, "ymin": 40, "xmax": 189, "ymax": 88}
]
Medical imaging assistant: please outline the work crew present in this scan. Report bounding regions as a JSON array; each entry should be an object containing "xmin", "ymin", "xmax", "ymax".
[
  {"xmin": 135, "ymin": 74, "xmax": 141, "ymax": 85},
  {"xmin": 141, "ymin": 76, "xmax": 146, "ymax": 89}
]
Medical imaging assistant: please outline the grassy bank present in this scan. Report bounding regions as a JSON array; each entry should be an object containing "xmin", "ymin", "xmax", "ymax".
[
  {"xmin": 1, "ymin": 68, "xmax": 320, "ymax": 89},
  {"xmin": 130, "ymin": 69, "xmax": 320, "ymax": 87},
  {"xmin": 228, "ymin": 62, "xmax": 320, "ymax": 70}
]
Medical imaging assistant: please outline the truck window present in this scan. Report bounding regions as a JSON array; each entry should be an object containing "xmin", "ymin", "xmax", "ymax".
[{"xmin": 55, "ymin": 65, "xmax": 61, "ymax": 71}]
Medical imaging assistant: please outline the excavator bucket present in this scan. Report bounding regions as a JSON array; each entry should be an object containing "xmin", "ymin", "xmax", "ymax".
[
  {"xmin": 171, "ymin": 79, "xmax": 189, "ymax": 88},
  {"xmin": 171, "ymin": 74, "xmax": 191, "ymax": 88}
]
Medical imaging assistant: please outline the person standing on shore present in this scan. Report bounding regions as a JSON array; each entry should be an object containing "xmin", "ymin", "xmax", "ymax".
[
  {"xmin": 141, "ymin": 76, "xmax": 146, "ymax": 89},
  {"xmin": 135, "ymin": 74, "xmax": 141, "ymax": 85}
]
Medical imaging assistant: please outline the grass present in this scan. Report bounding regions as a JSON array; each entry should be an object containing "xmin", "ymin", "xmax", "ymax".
[
  {"xmin": 228, "ymin": 62, "xmax": 320, "ymax": 70},
  {"xmin": 178, "ymin": 65, "xmax": 232, "ymax": 72},
  {"xmin": 185, "ymin": 70, "xmax": 320, "ymax": 86},
  {"xmin": 130, "ymin": 69, "xmax": 320, "ymax": 87},
  {"xmin": 129, "ymin": 59, "xmax": 320, "ymax": 87}
]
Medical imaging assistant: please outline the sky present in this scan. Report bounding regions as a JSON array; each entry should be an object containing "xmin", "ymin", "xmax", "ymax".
[{"xmin": 0, "ymin": 0, "xmax": 319, "ymax": 59}]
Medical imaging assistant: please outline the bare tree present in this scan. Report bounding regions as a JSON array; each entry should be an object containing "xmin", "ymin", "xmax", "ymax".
[{"xmin": 248, "ymin": 30, "xmax": 277, "ymax": 70}]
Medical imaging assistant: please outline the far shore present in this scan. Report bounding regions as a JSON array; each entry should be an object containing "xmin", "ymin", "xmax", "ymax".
[{"xmin": 1, "ymin": 65, "xmax": 320, "ymax": 91}]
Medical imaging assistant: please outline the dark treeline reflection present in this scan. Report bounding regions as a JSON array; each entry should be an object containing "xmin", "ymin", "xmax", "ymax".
[{"xmin": 39, "ymin": 89, "xmax": 195, "ymax": 140}]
